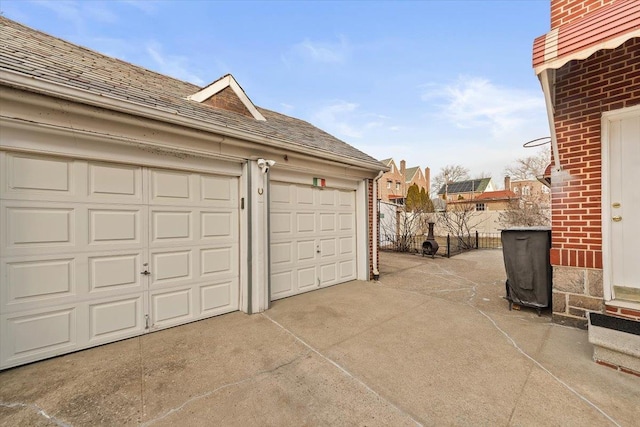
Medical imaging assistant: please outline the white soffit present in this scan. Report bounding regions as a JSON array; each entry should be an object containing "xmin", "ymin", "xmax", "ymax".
[{"xmin": 187, "ymin": 74, "xmax": 266, "ymax": 121}]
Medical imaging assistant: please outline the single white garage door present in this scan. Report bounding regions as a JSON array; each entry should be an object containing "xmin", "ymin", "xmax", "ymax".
[
  {"xmin": 270, "ymin": 182, "xmax": 357, "ymax": 300},
  {"xmin": 0, "ymin": 152, "xmax": 239, "ymax": 369}
]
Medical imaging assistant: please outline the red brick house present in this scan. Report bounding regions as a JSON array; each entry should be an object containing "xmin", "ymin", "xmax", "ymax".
[
  {"xmin": 533, "ymin": 0, "xmax": 639, "ymax": 374},
  {"xmin": 378, "ymin": 159, "xmax": 430, "ymax": 205}
]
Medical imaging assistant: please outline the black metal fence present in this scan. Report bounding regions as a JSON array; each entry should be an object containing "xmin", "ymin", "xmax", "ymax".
[{"xmin": 380, "ymin": 232, "xmax": 502, "ymax": 258}]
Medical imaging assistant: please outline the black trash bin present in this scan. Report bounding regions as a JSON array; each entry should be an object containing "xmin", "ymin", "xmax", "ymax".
[{"xmin": 501, "ymin": 227, "xmax": 552, "ymax": 315}]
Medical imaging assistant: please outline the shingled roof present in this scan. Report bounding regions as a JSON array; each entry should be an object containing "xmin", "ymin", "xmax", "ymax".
[
  {"xmin": 0, "ymin": 17, "xmax": 384, "ymax": 169},
  {"xmin": 437, "ymin": 178, "xmax": 491, "ymax": 195}
]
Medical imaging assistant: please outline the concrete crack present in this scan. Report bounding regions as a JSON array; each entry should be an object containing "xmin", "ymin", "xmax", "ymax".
[
  {"xmin": 475, "ymin": 309, "xmax": 622, "ymax": 427},
  {"xmin": 140, "ymin": 350, "xmax": 311, "ymax": 426},
  {"xmin": 0, "ymin": 401, "xmax": 71, "ymax": 427},
  {"xmin": 261, "ymin": 312, "xmax": 425, "ymax": 427}
]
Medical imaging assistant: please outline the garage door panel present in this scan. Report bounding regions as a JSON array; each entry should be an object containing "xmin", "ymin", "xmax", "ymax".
[
  {"xmin": 200, "ymin": 280, "xmax": 237, "ymax": 314},
  {"xmin": 6, "ymin": 258, "xmax": 74, "ymax": 304},
  {"xmin": 89, "ymin": 253, "xmax": 141, "ymax": 292},
  {"xmin": 272, "ymin": 271, "xmax": 293, "ymax": 297},
  {"xmin": 4, "ymin": 308, "xmax": 76, "ymax": 358},
  {"xmin": 339, "ymin": 213, "xmax": 354, "ymax": 231},
  {"xmin": 151, "ymin": 169, "xmax": 193, "ymax": 203},
  {"xmin": 151, "ymin": 210, "xmax": 192, "ymax": 242},
  {"xmin": 297, "ymin": 240, "xmax": 315, "ymax": 261},
  {"xmin": 271, "ymin": 212, "xmax": 292, "ymax": 235},
  {"xmin": 297, "ymin": 186, "xmax": 313, "ymax": 204},
  {"xmin": 271, "ymin": 242, "xmax": 292, "ymax": 265},
  {"xmin": 296, "ymin": 213, "xmax": 315, "ymax": 233},
  {"xmin": 151, "ymin": 250, "xmax": 192, "ymax": 283},
  {"xmin": 201, "ymin": 212, "xmax": 233, "ymax": 239},
  {"xmin": 88, "ymin": 162, "xmax": 142, "ymax": 201},
  {"xmin": 89, "ymin": 209, "xmax": 141, "ymax": 244},
  {"xmin": 319, "ymin": 264, "xmax": 337, "ymax": 286},
  {"xmin": 339, "ymin": 191, "xmax": 354, "ymax": 207},
  {"xmin": 320, "ymin": 190, "xmax": 336, "ymax": 206},
  {"xmin": 200, "ymin": 247, "xmax": 237, "ymax": 277},
  {"xmin": 320, "ymin": 213, "xmax": 336, "ymax": 232},
  {"xmin": 151, "ymin": 288, "xmax": 192, "ymax": 327},
  {"xmin": 5, "ymin": 206, "xmax": 74, "ymax": 247},
  {"xmin": 271, "ymin": 182, "xmax": 291, "ymax": 204},
  {"xmin": 339, "ymin": 237, "xmax": 354, "ymax": 255},
  {"xmin": 320, "ymin": 238, "xmax": 336, "ymax": 257},
  {"xmin": 8, "ymin": 154, "xmax": 71, "ymax": 194},
  {"xmin": 298, "ymin": 267, "xmax": 317, "ymax": 289},
  {"xmin": 339, "ymin": 260, "xmax": 356, "ymax": 280},
  {"xmin": 89, "ymin": 296, "xmax": 142, "ymax": 341},
  {"xmin": 201, "ymin": 175, "xmax": 236, "ymax": 204}
]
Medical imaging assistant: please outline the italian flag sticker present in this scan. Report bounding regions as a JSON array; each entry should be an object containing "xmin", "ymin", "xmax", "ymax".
[{"xmin": 313, "ymin": 178, "xmax": 326, "ymax": 187}]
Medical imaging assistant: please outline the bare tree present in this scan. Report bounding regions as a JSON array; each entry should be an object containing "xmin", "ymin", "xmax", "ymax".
[
  {"xmin": 504, "ymin": 150, "xmax": 550, "ymax": 181},
  {"xmin": 436, "ymin": 200, "xmax": 485, "ymax": 250},
  {"xmin": 431, "ymin": 164, "xmax": 470, "ymax": 195},
  {"xmin": 499, "ymin": 199, "xmax": 550, "ymax": 228}
]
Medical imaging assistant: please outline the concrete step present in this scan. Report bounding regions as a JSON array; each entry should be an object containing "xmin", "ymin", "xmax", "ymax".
[{"xmin": 588, "ymin": 312, "xmax": 640, "ymax": 375}]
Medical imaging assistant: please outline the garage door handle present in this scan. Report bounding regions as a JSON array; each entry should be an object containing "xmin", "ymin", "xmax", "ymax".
[{"xmin": 141, "ymin": 270, "xmax": 151, "ymax": 276}]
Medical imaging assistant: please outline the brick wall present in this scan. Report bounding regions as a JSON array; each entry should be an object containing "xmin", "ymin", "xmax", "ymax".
[
  {"xmin": 551, "ymin": 0, "xmax": 616, "ymax": 28},
  {"xmin": 203, "ymin": 86, "xmax": 254, "ymax": 118},
  {"xmin": 550, "ymin": 37, "xmax": 640, "ymax": 327}
]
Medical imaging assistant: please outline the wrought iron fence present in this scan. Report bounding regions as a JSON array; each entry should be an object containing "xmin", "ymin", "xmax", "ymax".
[{"xmin": 380, "ymin": 231, "xmax": 502, "ymax": 257}]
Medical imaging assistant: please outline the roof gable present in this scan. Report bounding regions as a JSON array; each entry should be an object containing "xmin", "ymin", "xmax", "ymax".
[
  {"xmin": 188, "ymin": 74, "xmax": 266, "ymax": 121},
  {"xmin": 404, "ymin": 166, "xmax": 420, "ymax": 182}
]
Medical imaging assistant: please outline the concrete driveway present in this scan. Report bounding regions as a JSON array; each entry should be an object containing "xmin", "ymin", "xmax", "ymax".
[{"xmin": 1, "ymin": 250, "xmax": 638, "ymax": 426}]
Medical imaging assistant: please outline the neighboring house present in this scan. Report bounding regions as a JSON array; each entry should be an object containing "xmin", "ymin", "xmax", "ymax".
[
  {"xmin": 436, "ymin": 177, "xmax": 495, "ymax": 202},
  {"xmin": 505, "ymin": 176, "xmax": 550, "ymax": 207},
  {"xmin": 533, "ymin": 0, "xmax": 639, "ymax": 373},
  {"xmin": 0, "ymin": 18, "xmax": 387, "ymax": 369},
  {"xmin": 472, "ymin": 190, "xmax": 518, "ymax": 211},
  {"xmin": 378, "ymin": 158, "xmax": 430, "ymax": 205}
]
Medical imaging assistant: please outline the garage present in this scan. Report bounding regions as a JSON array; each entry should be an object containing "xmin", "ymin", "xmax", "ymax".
[
  {"xmin": 270, "ymin": 181, "xmax": 357, "ymax": 300},
  {"xmin": 1, "ymin": 16, "xmax": 387, "ymax": 370},
  {"xmin": 0, "ymin": 151, "xmax": 240, "ymax": 369}
]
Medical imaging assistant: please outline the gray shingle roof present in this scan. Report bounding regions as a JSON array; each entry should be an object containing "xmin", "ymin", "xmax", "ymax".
[
  {"xmin": 0, "ymin": 17, "xmax": 385, "ymax": 169},
  {"xmin": 437, "ymin": 178, "xmax": 491, "ymax": 195}
]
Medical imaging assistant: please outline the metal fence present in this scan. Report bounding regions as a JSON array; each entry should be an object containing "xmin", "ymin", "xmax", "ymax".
[{"xmin": 380, "ymin": 231, "xmax": 502, "ymax": 258}]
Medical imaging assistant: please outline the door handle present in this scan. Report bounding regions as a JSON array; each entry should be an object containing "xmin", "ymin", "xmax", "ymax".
[
  {"xmin": 612, "ymin": 216, "xmax": 622, "ymax": 222},
  {"xmin": 141, "ymin": 270, "xmax": 151, "ymax": 276}
]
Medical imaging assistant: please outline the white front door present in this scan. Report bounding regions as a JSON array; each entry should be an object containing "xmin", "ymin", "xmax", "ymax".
[
  {"xmin": 270, "ymin": 182, "xmax": 357, "ymax": 300},
  {"xmin": 603, "ymin": 106, "xmax": 640, "ymax": 303}
]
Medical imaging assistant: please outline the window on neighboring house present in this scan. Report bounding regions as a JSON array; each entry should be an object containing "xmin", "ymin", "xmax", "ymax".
[
  {"xmin": 386, "ymin": 180, "xmax": 391, "ymax": 189},
  {"xmin": 396, "ymin": 182, "xmax": 400, "ymax": 190},
  {"xmin": 513, "ymin": 187, "xmax": 519, "ymax": 194},
  {"xmin": 523, "ymin": 186, "xmax": 531, "ymax": 196},
  {"xmin": 475, "ymin": 203, "xmax": 486, "ymax": 211},
  {"xmin": 390, "ymin": 164, "xmax": 394, "ymax": 173},
  {"xmin": 541, "ymin": 186, "xmax": 550, "ymax": 194}
]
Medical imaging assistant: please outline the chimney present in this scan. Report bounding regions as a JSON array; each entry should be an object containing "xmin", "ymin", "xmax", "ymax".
[
  {"xmin": 425, "ymin": 167, "xmax": 431, "ymax": 194},
  {"xmin": 504, "ymin": 176, "xmax": 511, "ymax": 191},
  {"xmin": 400, "ymin": 160, "xmax": 406, "ymax": 178}
]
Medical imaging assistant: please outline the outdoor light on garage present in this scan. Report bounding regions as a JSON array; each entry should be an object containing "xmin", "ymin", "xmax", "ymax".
[{"xmin": 313, "ymin": 177, "xmax": 326, "ymax": 188}]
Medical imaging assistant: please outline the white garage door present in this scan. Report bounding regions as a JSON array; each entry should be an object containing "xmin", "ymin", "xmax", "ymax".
[
  {"xmin": 0, "ymin": 152, "xmax": 239, "ymax": 369},
  {"xmin": 270, "ymin": 182, "xmax": 357, "ymax": 300}
]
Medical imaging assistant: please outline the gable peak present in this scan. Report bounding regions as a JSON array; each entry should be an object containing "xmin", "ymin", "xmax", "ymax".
[{"xmin": 188, "ymin": 74, "xmax": 266, "ymax": 121}]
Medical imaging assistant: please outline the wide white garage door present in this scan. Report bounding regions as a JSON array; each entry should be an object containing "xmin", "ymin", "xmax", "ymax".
[
  {"xmin": 0, "ymin": 152, "xmax": 239, "ymax": 369},
  {"xmin": 270, "ymin": 182, "xmax": 357, "ymax": 300}
]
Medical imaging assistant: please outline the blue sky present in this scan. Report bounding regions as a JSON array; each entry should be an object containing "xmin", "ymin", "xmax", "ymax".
[{"xmin": 1, "ymin": 0, "xmax": 552, "ymax": 189}]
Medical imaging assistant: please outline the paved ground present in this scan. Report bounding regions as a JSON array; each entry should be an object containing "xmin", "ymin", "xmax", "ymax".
[{"xmin": 1, "ymin": 250, "xmax": 638, "ymax": 426}]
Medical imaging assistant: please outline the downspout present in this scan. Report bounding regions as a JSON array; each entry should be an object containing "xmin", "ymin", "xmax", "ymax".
[
  {"xmin": 540, "ymin": 68, "xmax": 562, "ymax": 175},
  {"xmin": 372, "ymin": 170, "xmax": 384, "ymax": 280}
]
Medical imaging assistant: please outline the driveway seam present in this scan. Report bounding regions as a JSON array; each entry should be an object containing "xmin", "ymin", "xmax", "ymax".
[{"xmin": 261, "ymin": 312, "xmax": 425, "ymax": 427}]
